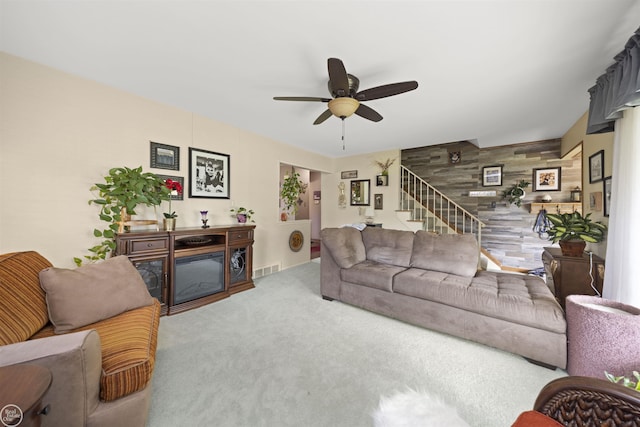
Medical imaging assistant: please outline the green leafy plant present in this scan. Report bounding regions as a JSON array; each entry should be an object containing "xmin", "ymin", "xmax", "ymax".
[
  {"xmin": 74, "ymin": 166, "xmax": 171, "ymax": 266},
  {"xmin": 280, "ymin": 169, "xmax": 307, "ymax": 216},
  {"xmin": 605, "ymin": 371, "xmax": 640, "ymax": 392},
  {"xmin": 546, "ymin": 211, "xmax": 607, "ymax": 243},
  {"xmin": 373, "ymin": 157, "xmax": 396, "ymax": 175},
  {"xmin": 502, "ymin": 180, "xmax": 530, "ymax": 207},
  {"xmin": 230, "ymin": 206, "xmax": 255, "ymax": 223}
]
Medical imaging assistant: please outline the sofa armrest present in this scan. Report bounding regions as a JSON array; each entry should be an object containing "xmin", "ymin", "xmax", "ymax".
[{"xmin": 0, "ymin": 330, "xmax": 102, "ymax": 427}]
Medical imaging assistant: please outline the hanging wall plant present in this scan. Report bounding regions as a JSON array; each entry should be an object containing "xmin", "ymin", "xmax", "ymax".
[
  {"xmin": 280, "ymin": 168, "xmax": 307, "ymax": 217},
  {"xmin": 503, "ymin": 180, "xmax": 530, "ymax": 207},
  {"xmin": 74, "ymin": 166, "xmax": 171, "ymax": 266}
]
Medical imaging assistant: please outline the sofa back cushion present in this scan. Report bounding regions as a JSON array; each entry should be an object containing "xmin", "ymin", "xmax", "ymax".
[
  {"xmin": 321, "ymin": 227, "xmax": 366, "ymax": 269},
  {"xmin": 0, "ymin": 251, "xmax": 51, "ymax": 345},
  {"xmin": 39, "ymin": 255, "xmax": 154, "ymax": 334},
  {"xmin": 411, "ymin": 231, "xmax": 479, "ymax": 277},
  {"xmin": 362, "ymin": 227, "xmax": 415, "ymax": 268}
]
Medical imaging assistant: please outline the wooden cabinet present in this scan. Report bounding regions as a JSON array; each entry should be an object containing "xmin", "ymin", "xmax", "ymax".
[
  {"xmin": 542, "ymin": 247, "xmax": 605, "ymax": 309},
  {"xmin": 116, "ymin": 225, "xmax": 255, "ymax": 315}
]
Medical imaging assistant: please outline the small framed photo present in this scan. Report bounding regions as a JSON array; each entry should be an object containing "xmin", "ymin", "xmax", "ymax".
[
  {"xmin": 376, "ymin": 175, "xmax": 389, "ymax": 186},
  {"xmin": 189, "ymin": 147, "xmax": 230, "ymax": 199},
  {"xmin": 533, "ymin": 167, "xmax": 561, "ymax": 191},
  {"xmin": 341, "ymin": 170, "xmax": 357, "ymax": 179},
  {"xmin": 589, "ymin": 191, "xmax": 602, "ymax": 211},
  {"xmin": 482, "ymin": 165, "xmax": 502, "ymax": 187},
  {"xmin": 156, "ymin": 174, "xmax": 184, "ymax": 200},
  {"xmin": 603, "ymin": 176, "xmax": 612, "ymax": 217},
  {"xmin": 150, "ymin": 141, "xmax": 179, "ymax": 170},
  {"xmin": 589, "ymin": 150, "xmax": 604, "ymax": 183},
  {"xmin": 313, "ymin": 191, "xmax": 321, "ymax": 200},
  {"xmin": 374, "ymin": 193, "xmax": 383, "ymax": 210}
]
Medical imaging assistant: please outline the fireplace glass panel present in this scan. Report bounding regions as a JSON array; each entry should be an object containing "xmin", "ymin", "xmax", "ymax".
[{"xmin": 174, "ymin": 251, "xmax": 224, "ymax": 304}]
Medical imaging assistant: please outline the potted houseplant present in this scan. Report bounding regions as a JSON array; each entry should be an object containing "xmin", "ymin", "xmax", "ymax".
[
  {"xmin": 374, "ymin": 157, "xmax": 396, "ymax": 176},
  {"xmin": 503, "ymin": 180, "xmax": 530, "ymax": 207},
  {"xmin": 162, "ymin": 178, "xmax": 183, "ymax": 231},
  {"xmin": 605, "ymin": 371, "xmax": 640, "ymax": 392},
  {"xmin": 75, "ymin": 166, "xmax": 171, "ymax": 266},
  {"xmin": 546, "ymin": 211, "xmax": 607, "ymax": 256},
  {"xmin": 230, "ymin": 206, "xmax": 255, "ymax": 223},
  {"xmin": 280, "ymin": 168, "xmax": 307, "ymax": 220}
]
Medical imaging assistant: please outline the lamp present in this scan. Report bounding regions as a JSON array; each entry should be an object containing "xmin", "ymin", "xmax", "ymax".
[
  {"xmin": 364, "ymin": 207, "xmax": 375, "ymax": 224},
  {"xmin": 328, "ymin": 97, "xmax": 360, "ymax": 118}
]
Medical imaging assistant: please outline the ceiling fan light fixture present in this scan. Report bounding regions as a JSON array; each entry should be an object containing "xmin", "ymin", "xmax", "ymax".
[{"xmin": 328, "ymin": 97, "xmax": 360, "ymax": 119}]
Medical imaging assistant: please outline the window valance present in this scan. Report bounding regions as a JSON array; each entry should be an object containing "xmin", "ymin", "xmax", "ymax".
[{"xmin": 587, "ymin": 27, "xmax": 640, "ymax": 134}]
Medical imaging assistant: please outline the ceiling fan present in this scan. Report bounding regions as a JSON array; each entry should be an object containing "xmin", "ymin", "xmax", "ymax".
[{"xmin": 273, "ymin": 58, "xmax": 418, "ymax": 125}]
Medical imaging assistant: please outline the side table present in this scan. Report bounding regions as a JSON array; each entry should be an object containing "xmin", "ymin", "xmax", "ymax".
[
  {"xmin": 541, "ymin": 247, "xmax": 604, "ymax": 309},
  {"xmin": 0, "ymin": 364, "xmax": 51, "ymax": 427}
]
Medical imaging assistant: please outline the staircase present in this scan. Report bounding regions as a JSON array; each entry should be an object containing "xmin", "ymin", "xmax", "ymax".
[{"xmin": 399, "ymin": 165, "xmax": 485, "ymax": 247}]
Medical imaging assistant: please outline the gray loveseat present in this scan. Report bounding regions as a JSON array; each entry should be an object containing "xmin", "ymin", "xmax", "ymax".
[{"xmin": 320, "ymin": 227, "xmax": 567, "ymax": 369}]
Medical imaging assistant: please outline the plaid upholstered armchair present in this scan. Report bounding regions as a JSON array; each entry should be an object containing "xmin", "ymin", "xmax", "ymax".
[
  {"xmin": 0, "ymin": 251, "xmax": 160, "ymax": 427},
  {"xmin": 534, "ymin": 376, "xmax": 640, "ymax": 426}
]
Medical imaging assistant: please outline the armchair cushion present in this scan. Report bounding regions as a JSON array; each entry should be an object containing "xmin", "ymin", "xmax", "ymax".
[
  {"xmin": 32, "ymin": 299, "xmax": 161, "ymax": 402},
  {"xmin": 39, "ymin": 255, "xmax": 154, "ymax": 334}
]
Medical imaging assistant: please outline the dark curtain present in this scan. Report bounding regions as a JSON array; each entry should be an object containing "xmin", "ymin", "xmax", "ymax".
[{"xmin": 587, "ymin": 27, "xmax": 640, "ymax": 134}]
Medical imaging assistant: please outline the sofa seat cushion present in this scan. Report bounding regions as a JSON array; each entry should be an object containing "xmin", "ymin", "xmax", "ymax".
[
  {"xmin": 0, "ymin": 251, "xmax": 51, "ymax": 345},
  {"xmin": 393, "ymin": 269, "xmax": 565, "ymax": 333},
  {"xmin": 31, "ymin": 299, "xmax": 161, "ymax": 401},
  {"xmin": 362, "ymin": 228, "xmax": 415, "ymax": 267},
  {"xmin": 341, "ymin": 261, "xmax": 407, "ymax": 292}
]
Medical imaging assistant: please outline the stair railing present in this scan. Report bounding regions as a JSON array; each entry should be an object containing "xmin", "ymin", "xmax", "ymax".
[{"xmin": 400, "ymin": 165, "xmax": 485, "ymax": 246}]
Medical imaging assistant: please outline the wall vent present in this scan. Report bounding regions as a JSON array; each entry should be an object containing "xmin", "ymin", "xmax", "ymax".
[{"xmin": 253, "ymin": 262, "xmax": 281, "ymax": 279}]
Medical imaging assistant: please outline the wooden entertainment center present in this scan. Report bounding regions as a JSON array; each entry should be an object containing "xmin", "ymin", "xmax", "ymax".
[{"xmin": 115, "ymin": 224, "xmax": 255, "ymax": 315}]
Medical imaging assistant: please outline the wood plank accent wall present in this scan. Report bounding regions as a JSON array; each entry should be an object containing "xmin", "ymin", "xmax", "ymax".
[{"xmin": 401, "ymin": 139, "xmax": 581, "ymax": 270}]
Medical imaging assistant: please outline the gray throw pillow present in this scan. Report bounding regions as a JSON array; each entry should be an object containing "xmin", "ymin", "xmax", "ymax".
[
  {"xmin": 39, "ymin": 255, "xmax": 153, "ymax": 334},
  {"xmin": 411, "ymin": 231, "xmax": 479, "ymax": 277}
]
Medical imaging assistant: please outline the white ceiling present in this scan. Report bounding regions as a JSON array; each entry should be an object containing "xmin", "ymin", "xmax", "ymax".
[{"xmin": 1, "ymin": 1, "xmax": 639, "ymax": 157}]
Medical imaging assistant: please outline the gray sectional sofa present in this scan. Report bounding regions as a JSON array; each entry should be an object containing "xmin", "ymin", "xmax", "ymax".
[{"xmin": 320, "ymin": 226, "xmax": 567, "ymax": 369}]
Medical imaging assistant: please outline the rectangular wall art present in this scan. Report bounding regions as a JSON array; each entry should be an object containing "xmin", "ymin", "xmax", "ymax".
[{"xmin": 188, "ymin": 148, "xmax": 230, "ymax": 199}]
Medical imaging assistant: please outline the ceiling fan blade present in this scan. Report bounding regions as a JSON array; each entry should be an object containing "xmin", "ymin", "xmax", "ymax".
[
  {"xmin": 327, "ymin": 58, "xmax": 349, "ymax": 97},
  {"xmin": 313, "ymin": 109, "xmax": 333, "ymax": 125},
  {"xmin": 355, "ymin": 104, "xmax": 383, "ymax": 122},
  {"xmin": 355, "ymin": 81, "xmax": 418, "ymax": 101},
  {"xmin": 274, "ymin": 96, "xmax": 331, "ymax": 102}
]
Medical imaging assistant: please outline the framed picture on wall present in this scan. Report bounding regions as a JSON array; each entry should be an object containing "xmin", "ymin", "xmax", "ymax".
[
  {"xmin": 374, "ymin": 193, "xmax": 383, "ymax": 210},
  {"xmin": 150, "ymin": 141, "xmax": 180, "ymax": 170},
  {"xmin": 603, "ymin": 176, "xmax": 612, "ymax": 217},
  {"xmin": 482, "ymin": 165, "xmax": 502, "ymax": 187},
  {"xmin": 589, "ymin": 150, "xmax": 604, "ymax": 183},
  {"xmin": 188, "ymin": 147, "xmax": 230, "ymax": 199},
  {"xmin": 533, "ymin": 167, "xmax": 561, "ymax": 191}
]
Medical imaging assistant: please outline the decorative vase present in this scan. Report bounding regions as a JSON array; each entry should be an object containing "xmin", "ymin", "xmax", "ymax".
[
  {"xmin": 559, "ymin": 240, "xmax": 586, "ymax": 257},
  {"xmin": 163, "ymin": 218, "xmax": 176, "ymax": 231},
  {"xmin": 280, "ymin": 212, "xmax": 288, "ymax": 222},
  {"xmin": 237, "ymin": 213, "xmax": 247, "ymax": 223}
]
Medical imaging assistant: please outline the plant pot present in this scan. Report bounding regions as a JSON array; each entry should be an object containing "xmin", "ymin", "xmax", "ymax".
[
  {"xmin": 163, "ymin": 218, "xmax": 176, "ymax": 231},
  {"xmin": 236, "ymin": 214, "xmax": 247, "ymax": 223},
  {"xmin": 280, "ymin": 212, "xmax": 288, "ymax": 222},
  {"xmin": 559, "ymin": 240, "xmax": 586, "ymax": 257}
]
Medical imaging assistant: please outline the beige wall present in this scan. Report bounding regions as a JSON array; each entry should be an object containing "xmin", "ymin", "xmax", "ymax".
[
  {"xmin": 561, "ymin": 111, "xmax": 614, "ymax": 258},
  {"xmin": 0, "ymin": 52, "xmax": 337, "ymax": 271}
]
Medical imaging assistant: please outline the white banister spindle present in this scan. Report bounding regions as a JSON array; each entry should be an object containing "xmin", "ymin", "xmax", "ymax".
[{"xmin": 400, "ymin": 165, "xmax": 485, "ymax": 245}]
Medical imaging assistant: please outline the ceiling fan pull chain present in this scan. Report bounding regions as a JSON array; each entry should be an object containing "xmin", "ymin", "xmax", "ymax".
[{"xmin": 342, "ymin": 118, "xmax": 346, "ymax": 150}]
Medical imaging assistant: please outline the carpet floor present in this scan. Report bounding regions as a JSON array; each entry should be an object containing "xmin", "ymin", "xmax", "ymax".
[{"xmin": 148, "ymin": 261, "xmax": 566, "ymax": 426}]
